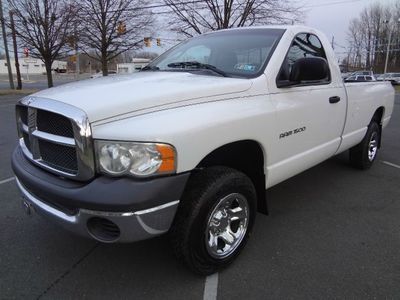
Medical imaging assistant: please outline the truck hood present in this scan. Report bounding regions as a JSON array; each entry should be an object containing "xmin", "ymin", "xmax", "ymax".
[{"xmin": 33, "ymin": 72, "xmax": 253, "ymax": 122}]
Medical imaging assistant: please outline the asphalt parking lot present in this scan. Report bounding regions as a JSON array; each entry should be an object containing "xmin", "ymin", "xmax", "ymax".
[{"xmin": 1, "ymin": 93, "xmax": 399, "ymax": 299}]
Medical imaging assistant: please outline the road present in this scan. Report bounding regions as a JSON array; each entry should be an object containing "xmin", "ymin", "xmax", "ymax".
[{"xmin": 0, "ymin": 92, "xmax": 399, "ymax": 299}]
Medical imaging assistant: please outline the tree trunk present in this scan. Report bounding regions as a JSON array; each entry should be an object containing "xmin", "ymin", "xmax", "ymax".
[
  {"xmin": 101, "ymin": 52, "xmax": 108, "ymax": 76},
  {"xmin": 44, "ymin": 59, "xmax": 53, "ymax": 88},
  {"xmin": 366, "ymin": 31, "xmax": 371, "ymax": 69}
]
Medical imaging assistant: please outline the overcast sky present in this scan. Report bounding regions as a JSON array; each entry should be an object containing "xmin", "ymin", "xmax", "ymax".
[
  {"xmin": 0, "ymin": 0, "xmax": 395, "ymax": 59},
  {"xmin": 303, "ymin": 0, "xmax": 394, "ymax": 59},
  {"xmin": 152, "ymin": 0, "xmax": 395, "ymax": 57}
]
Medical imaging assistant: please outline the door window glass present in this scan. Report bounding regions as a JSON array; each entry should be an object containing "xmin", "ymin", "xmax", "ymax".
[{"xmin": 277, "ymin": 33, "xmax": 330, "ymax": 84}]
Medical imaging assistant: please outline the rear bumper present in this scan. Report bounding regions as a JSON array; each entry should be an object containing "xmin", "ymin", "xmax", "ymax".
[{"xmin": 12, "ymin": 146, "xmax": 190, "ymax": 243}]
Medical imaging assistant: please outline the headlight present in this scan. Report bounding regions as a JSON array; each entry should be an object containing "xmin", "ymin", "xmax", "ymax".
[{"xmin": 95, "ymin": 141, "xmax": 176, "ymax": 177}]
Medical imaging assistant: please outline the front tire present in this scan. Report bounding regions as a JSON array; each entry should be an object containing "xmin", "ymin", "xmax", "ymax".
[
  {"xmin": 170, "ymin": 166, "xmax": 257, "ymax": 275},
  {"xmin": 349, "ymin": 121, "xmax": 380, "ymax": 169}
]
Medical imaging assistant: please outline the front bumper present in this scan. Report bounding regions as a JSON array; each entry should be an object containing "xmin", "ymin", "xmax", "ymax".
[{"xmin": 12, "ymin": 146, "xmax": 190, "ymax": 243}]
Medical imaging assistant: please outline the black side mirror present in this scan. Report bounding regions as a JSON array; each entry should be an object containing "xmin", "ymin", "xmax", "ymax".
[
  {"xmin": 290, "ymin": 57, "xmax": 329, "ymax": 82},
  {"xmin": 277, "ymin": 57, "xmax": 330, "ymax": 88}
]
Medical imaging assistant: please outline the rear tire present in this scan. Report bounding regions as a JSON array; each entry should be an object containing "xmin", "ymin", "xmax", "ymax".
[
  {"xmin": 169, "ymin": 166, "xmax": 257, "ymax": 275},
  {"xmin": 349, "ymin": 121, "xmax": 380, "ymax": 169}
]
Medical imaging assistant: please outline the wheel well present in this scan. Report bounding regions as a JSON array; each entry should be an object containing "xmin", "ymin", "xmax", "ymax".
[
  {"xmin": 372, "ymin": 107, "xmax": 384, "ymax": 125},
  {"xmin": 196, "ymin": 140, "xmax": 268, "ymax": 214},
  {"xmin": 372, "ymin": 107, "xmax": 384, "ymax": 148}
]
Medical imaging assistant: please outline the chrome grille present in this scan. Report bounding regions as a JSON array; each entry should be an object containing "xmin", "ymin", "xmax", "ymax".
[
  {"xmin": 16, "ymin": 97, "xmax": 95, "ymax": 181},
  {"xmin": 38, "ymin": 140, "xmax": 78, "ymax": 174},
  {"xmin": 37, "ymin": 110, "xmax": 74, "ymax": 138}
]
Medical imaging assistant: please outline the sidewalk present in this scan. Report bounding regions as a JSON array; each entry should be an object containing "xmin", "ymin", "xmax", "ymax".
[{"xmin": 0, "ymin": 89, "xmax": 38, "ymax": 96}]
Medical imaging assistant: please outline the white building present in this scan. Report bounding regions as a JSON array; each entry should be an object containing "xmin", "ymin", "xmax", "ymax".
[
  {"xmin": 117, "ymin": 58, "xmax": 151, "ymax": 74},
  {"xmin": 0, "ymin": 58, "xmax": 67, "ymax": 75}
]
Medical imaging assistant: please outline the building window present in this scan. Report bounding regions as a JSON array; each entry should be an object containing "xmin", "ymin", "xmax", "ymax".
[
  {"xmin": 4, "ymin": 63, "xmax": 7, "ymax": 66},
  {"xmin": 34, "ymin": 65, "xmax": 40, "ymax": 67}
]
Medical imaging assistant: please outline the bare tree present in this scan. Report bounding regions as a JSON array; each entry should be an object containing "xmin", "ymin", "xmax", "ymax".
[
  {"xmin": 7, "ymin": 0, "xmax": 75, "ymax": 87},
  {"xmin": 76, "ymin": 0, "xmax": 154, "ymax": 76},
  {"xmin": 346, "ymin": 1, "xmax": 400, "ymax": 72},
  {"xmin": 347, "ymin": 18, "xmax": 364, "ymax": 69},
  {"xmin": 163, "ymin": 0, "xmax": 302, "ymax": 37}
]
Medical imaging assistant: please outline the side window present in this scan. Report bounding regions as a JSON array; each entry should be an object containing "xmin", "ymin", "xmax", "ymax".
[{"xmin": 277, "ymin": 33, "xmax": 330, "ymax": 84}]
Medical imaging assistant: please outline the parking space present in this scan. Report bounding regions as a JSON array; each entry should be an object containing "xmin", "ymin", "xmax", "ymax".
[{"xmin": 1, "ymin": 94, "xmax": 399, "ymax": 299}]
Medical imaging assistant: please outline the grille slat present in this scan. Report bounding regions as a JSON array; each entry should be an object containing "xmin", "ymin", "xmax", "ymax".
[
  {"xmin": 22, "ymin": 132, "xmax": 31, "ymax": 151},
  {"xmin": 19, "ymin": 106, "xmax": 28, "ymax": 124}
]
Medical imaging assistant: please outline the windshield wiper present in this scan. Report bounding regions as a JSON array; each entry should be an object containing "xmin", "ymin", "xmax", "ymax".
[
  {"xmin": 141, "ymin": 65, "xmax": 159, "ymax": 71},
  {"xmin": 167, "ymin": 61, "xmax": 228, "ymax": 77}
]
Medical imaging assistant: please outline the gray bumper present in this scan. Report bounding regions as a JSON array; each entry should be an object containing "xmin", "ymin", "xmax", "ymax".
[{"xmin": 16, "ymin": 178, "xmax": 179, "ymax": 243}]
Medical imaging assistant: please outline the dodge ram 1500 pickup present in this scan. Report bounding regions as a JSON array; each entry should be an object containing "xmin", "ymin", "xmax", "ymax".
[{"xmin": 12, "ymin": 25, "xmax": 395, "ymax": 274}]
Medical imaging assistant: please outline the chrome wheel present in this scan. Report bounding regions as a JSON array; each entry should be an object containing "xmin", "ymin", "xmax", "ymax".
[
  {"xmin": 368, "ymin": 132, "xmax": 378, "ymax": 161},
  {"xmin": 205, "ymin": 193, "xmax": 249, "ymax": 259}
]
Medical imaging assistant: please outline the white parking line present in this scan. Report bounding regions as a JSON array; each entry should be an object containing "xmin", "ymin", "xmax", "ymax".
[
  {"xmin": 382, "ymin": 161, "xmax": 400, "ymax": 169},
  {"xmin": 0, "ymin": 177, "xmax": 15, "ymax": 185},
  {"xmin": 203, "ymin": 273, "xmax": 219, "ymax": 300}
]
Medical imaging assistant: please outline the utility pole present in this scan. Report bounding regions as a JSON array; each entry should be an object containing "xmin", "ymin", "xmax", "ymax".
[
  {"xmin": 384, "ymin": 30, "xmax": 392, "ymax": 74},
  {"xmin": 9, "ymin": 10, "xmax": 21, "ymax": 89},
  {"xmin": 0, "ymin": 0, "xmax": 14, "ymax": 89},
  {"xmin": 74, "ymin": 23, "xmax": 79, "ymax": 78}
]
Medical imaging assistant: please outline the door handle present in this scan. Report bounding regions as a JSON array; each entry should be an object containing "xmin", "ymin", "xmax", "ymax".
[{"xmin": 329, "ymin": 96, "xmax": 341, "ymax": 104}]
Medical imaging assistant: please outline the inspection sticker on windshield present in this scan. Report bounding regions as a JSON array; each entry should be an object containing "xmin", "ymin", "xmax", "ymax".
[{"xmin": 234, "ymin": 64, "xmax": 256, "ymax": 71}]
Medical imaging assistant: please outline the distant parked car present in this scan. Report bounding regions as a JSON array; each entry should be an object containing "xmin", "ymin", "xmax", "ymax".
[
  {"xmin": 344, "ymin": 75, "xmax": 376, "ymax": 82},
  {"xmin": 90, "ymin": 70, "xmax": 117, "ymax": 79},
  {"xmin": 350, "ymin": 70, "xmax": 374, "ymax": 77},
  {"xmin": 53, "ymin": 68, "xmax": 67, "ymax": 74},
  {"xmin": 384, "ymin": 73, "xmax": 400, "ymax": 85},
  {"xmin": 341, "ymin": 72, "xmax": 352, "ymax": 79}
]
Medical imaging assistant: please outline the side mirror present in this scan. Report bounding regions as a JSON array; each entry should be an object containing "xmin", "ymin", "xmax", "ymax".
[
  {"xmin": 290, "ymin": 57, "xmax": 329, "ymax": 83},
  {"xmin": 277, "ymin": 57, "xmax": 330, "ymax": 88}
]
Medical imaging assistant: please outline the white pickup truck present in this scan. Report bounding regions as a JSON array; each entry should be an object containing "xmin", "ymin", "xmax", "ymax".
[{"xmin": 12, "ymin": 25, "xmax": 395, "ymax": 274}]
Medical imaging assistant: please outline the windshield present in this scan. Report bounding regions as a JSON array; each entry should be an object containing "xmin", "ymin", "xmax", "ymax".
[{"xmin": 145, "ymin": 28, "xmax": 285, "ymax": 78}]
